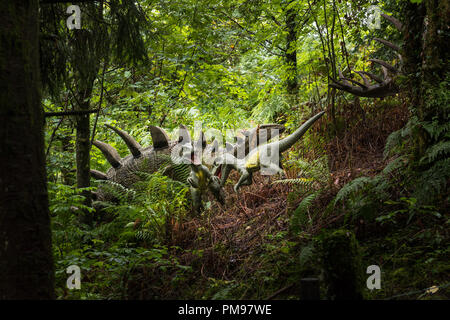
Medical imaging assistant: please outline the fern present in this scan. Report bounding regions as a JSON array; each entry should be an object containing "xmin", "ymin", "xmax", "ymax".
[
  {"xmin": 135, "ymin": 230, "xmax": 152, "ymax": 242},
  {"xmin": 334, "ymin": 177, "xmax": 373, "ymax": 205},
  {"xmin": 423, "ymin": 121, "xmax": 450, "ymax": 141},
  {"xmin": 290, "ymin": 191, "xmax": 320, "ymax": 233},
  {"xmin": 171, "ymin": 163, "xmax": 191, "ymax": 184},
  {"xmin": 414, "ymin": 158, "xmax": 450, "ymax": 203},
  {"xmin": 420, "ymin": 140, "xmax": 450, "ymax": 164},
  {"xmin": 281, "ymin": 156, "xmax": 330, "ymax": 191},
  {"xmin": 93, "ymin": 220, "xmax": 129, "ymax": 242},
  {"xmin": 272, "ymin": 178, "xmax": 314, "ymax": 187},
  {"xmin": 371, "ymin": 175, "xmax": 392, "ymax": 202},
  {"xmin": 98, "ymin": 180, "xmax": 136, "ymax": 204},
  {"xmin": 384, "ymin": 124, "xmax": 411, "ymax": 159},
  {"xmin": 251, "ymin": 94, "xmax": 289, "ymax": 122},
  {"xmin": 382, "ymin": 156, "xmax": 407, "ymax": 176}
]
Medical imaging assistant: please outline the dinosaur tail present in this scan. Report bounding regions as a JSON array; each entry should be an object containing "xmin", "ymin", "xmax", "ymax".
[{"xmin": 278, "ymin": 111, "xmax": 325, "ymax": 153}]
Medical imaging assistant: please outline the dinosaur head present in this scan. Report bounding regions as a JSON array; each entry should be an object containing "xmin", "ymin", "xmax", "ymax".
[
  {"xmin": 188, "ymin": 163, "xmax": 226, "ymax": 206},
  {"xmin": 210, "ymin": 123, "xmax": 286, "ymax": 187},
  {"xmin": 208, "ymin": 175, "xmax": 226, "ymax": 205}
]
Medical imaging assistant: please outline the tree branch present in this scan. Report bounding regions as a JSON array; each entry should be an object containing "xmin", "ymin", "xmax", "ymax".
[{"xmin": 44, "ymin": 109, "xmax": 100, "ymax": 117}]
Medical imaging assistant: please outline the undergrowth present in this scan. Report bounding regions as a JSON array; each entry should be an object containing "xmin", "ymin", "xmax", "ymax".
[{"xmin": 49, "ymin": 82, "xmax": 449, "ymax": 299}]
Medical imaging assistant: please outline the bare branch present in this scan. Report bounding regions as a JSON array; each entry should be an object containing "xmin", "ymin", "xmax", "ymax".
[
  {"xmin": 44, "ymin": 109, "xmax": 100, "ymax": 117},
  {"xmin": 329, "ymin": 77, "xmax": 398, "ymax": 98},
  {"xmin": 381, "ymin": 13, "xmax": 403, "ymax": 32},
  {"xmin": 328, "ymin": 14, "xmax": 402, "ymax": 98},
  {"xmin": 358, "ymin": 71, "xmax": 383, "ymax": 84},
  {"xmin": 354, "ymin": 71, "xmax": 371, "ymax": 87},
  {"xmin": 369, "ymin": 59, "xmax": 398, "ymax": 73},
  {"xmin": 374, "ymin": 37, "xmax": 400, "ymax": 52}
]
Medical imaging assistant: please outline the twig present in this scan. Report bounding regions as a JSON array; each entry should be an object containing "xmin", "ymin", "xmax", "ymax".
[
  {"xmin": 90, "ymin": 62, "xmax": 108, "ymax": 146},
  {"xmin": 44, "ymin": 109, "xmax": 100, "ymax": 117},
  {"xmin": 45, "ymin": 117, "xmax": 64, "ymax": 158},
  {"xmin": 265, "ymin": 284, "xmax": 294, "ymax": 300}
]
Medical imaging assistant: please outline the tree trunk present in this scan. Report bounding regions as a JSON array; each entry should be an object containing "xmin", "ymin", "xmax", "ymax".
[
  {"xmin": 72, "ymin": 30, "xmax": 100, "ymax": 225},
  {"xmin": 402, "ymin": 0, "xmax": 449, "ymax": 159},
  {"xmin": 0, "ymin": 0, "xmax": 55, "ymax": 299},
  {"xmin": 76, "ymin": 100, "xmax": 93, "ymax": 225},
  {"xmin": 285, "ymin": 4, "xmax": 298, "ymax": 105},
  {"xmin": 61, "ymin": 134, "xmax": 76, "ymax": 185}
]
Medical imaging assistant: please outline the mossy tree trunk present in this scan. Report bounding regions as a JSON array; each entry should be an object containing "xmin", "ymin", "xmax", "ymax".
[
  {"xmin": 402, "ymin": 0, "xmax": 449, "ymax": 160},
  {"xmin": 320, "ymin": 230, "xmax": 364, "ymax": 300},
  {"xmin": 0, "ymin": 0, "xmax": 54, "ymax": 299},
  {"xmin": 61, "ymin": 134, "xmax": 76, "ymax": 185},
  {"xmin": 71, "ymin": 29, "xmax": 101, "ymax": 225}
]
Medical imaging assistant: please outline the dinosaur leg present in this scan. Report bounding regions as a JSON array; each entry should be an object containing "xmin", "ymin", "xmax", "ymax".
[
  {"xmin": 187, "ymin": 176, "xmax": 199, "ymax": 188},
  {"xmin": 269, "ymin": 162, "xmax": 284, "ymax": 174},
  {"xmin": 278, "ymin": 154, "xmax": 286, "ymax": 178},
  {"xmin": 220, "ymin": 164, "xmax": 232, "ymax": 187},
  {"xmin": 190, "ymin": 187, "xmax": 203, "ymax": 214},
  {"xmin": 234, "ymin": 170, "xmax": 252, "ymax": 192},
  {"xmin": 279, "ymin": 154, "xmax": 284, "ymax": 169},
  {"xmin": 241, "ymin": 173, "xmax": 253, "ymax": 186}
]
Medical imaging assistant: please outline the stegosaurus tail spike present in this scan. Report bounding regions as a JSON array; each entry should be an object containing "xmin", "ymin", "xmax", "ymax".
[
  {"xmin": 225, "ymin": 141, "xmax": 235, "ymax": 152},
  {"xmin": 178, "ymin": 124, "xmax": 191, "ymax": 145},
  {"xmin": 209, "ymin": 139, "xmax": 219, "ymax": 154},
  {"xmin": 149, "ymin": 125, "xmax": 170, "ymax": 149},
  {"xmin": 105, "ymin": 124, "xmax": 142, "ymax": 158},
  {"xmin": 92, "ymin": 140, "xmax": 122, "ymax": 168},
  {"xmin": 90, "ymin": 169, "xmax": 108, "ymax": 180},
  {"xmin": 381, "ymin": 13, "xmax": 403, "ymax": 32},
  {"xmin": 196, "ymin": 131, "xmax": 207, "ymax": 149}
]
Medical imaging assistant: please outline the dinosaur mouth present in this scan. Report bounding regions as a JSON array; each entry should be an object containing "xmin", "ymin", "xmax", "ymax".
[{"xmin": 215, "ymin": 165, "xmax": 222, "ymax": 179}]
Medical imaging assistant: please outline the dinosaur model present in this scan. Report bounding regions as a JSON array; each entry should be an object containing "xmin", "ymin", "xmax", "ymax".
[
  {"xmin": 90, "ymin": 123, "xmax": 282, "ymax": 212},
  {"xmin": 90, "ymin": 124, "xmax": 224, "ymax": 212},
  {"xmin": 213, "ymin": 111, "xmax": 325, "ymax": 191},
  {"xmin": 90, "ymin": 113, "xmax": 323, "ymax": 211}
]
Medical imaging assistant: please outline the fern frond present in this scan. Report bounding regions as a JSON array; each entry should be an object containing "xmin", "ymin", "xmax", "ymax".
[
  {"xmin": 334, "ymin": 177, "xmax": 373, "ymax": 205},
  {"xmin": 382, "ymin": 156, "xmax": 407, "ymax": 176},
  {"xmin": 414, "ymin": 158, "xmax": 450, "ymax": 203},
  {"xmin": 290, "ymin": 191, "xmax": 320, "ymax": 232},
  {"xmin": 384, "ymin": 125, "xmax": 411, "ymax": 159},
  {"xmin": 135, "ymin": 230, "xmax": 152, "ymax": 241},
  {"xmin": 283, "ymin": 156, "xmax": 330, "ymax": 188},
  {"xmin": 169, "ymin": 163, "xmax": 191, "ymax": 184},
  {"xmin": 423, "ymin": 121, "xmax": 450, "ymax": 141},
  {"xmin": 99, "ymin": 180, "xmax": 136, "ymax": 203},
  {"xmin": 420, "ymin": 140, "xmax": 450, "ymax": 164},
  {"xmin": 272, "ymin": 178, "xmax": 314, "ymax": 186}
]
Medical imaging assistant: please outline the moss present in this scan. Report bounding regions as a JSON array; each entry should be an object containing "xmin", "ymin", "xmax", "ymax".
[{"xmin": 319, "ymin": 229, "xmax": 364, "ymax": 300}]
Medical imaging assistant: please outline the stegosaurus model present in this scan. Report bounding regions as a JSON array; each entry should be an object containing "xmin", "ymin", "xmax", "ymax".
[
  {"xmin": 90, "ymin": 124, "xmax": 225, "ymax": 212},
  {"xmin": 90, "ymin": 112, "xmax": 324, "ymax": 213}
]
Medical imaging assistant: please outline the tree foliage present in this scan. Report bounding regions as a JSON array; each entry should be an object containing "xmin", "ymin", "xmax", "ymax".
[{"xmin": 38, "ymin": 0, "xmax": 449, "ymax": 300}]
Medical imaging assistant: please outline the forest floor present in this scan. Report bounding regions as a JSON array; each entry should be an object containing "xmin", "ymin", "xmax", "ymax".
[
  {"xmin": 55, "ymin": 100, "xmax": 449, "ymax": 300},
  {"xmin": 121, "ymin": 100, "xmax": 448, "ymax": 300}
]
